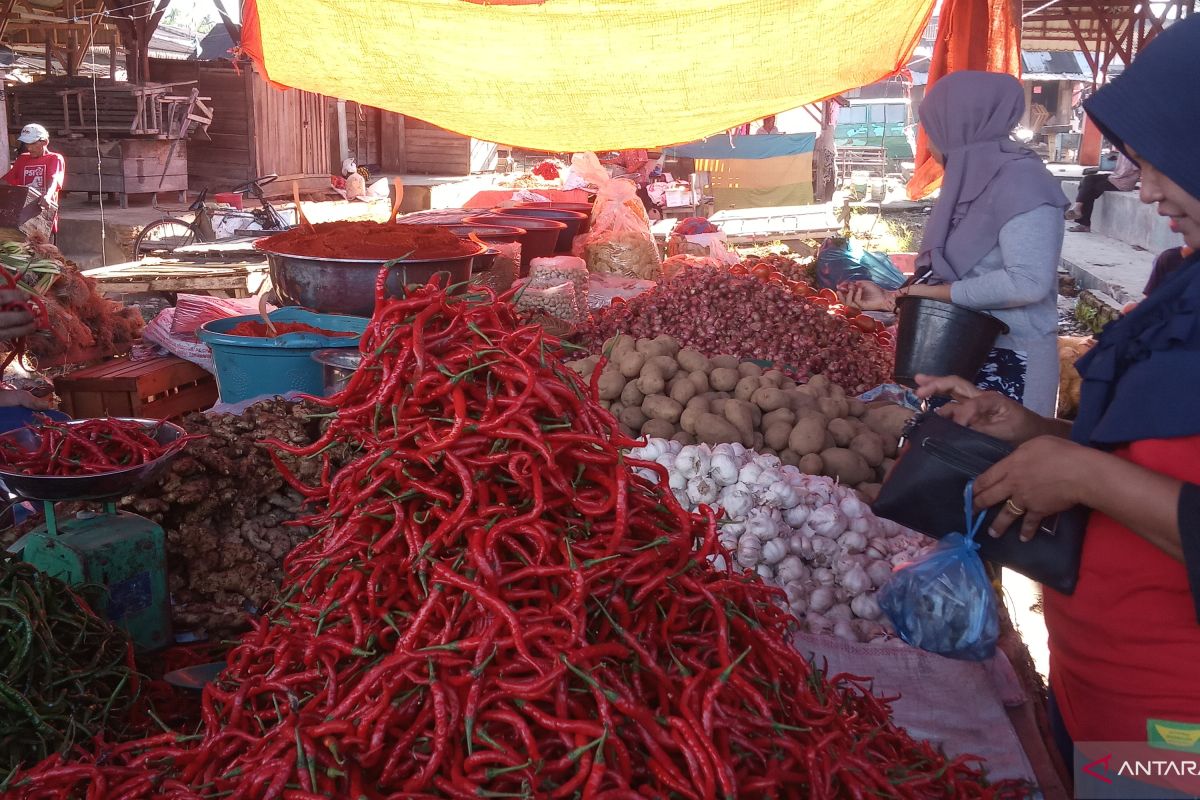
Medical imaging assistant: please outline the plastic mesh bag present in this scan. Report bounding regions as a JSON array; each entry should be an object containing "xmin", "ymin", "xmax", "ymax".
[
  {"xmin": 529, "ymin": 256, "xmax": 589, "ymax": 318},
  {"xmin": 815, "ymin": 237, "xmax": 906, "ymax": 291},
  {"xmin": 513, "ymin": 280, "xmax": 585, "ymax": 327},
  {"xmin": 879, "ymin": 483, "xmax": 999, "ymax": 661},
  {"xmin": 575, "ymin": 154, "xmax": 661, "ymax": 280}
]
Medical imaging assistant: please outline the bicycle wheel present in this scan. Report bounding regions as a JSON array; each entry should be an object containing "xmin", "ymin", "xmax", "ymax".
[{"xmin": 133, "ymin": 218, "xmax": 201, "ymax": 260}]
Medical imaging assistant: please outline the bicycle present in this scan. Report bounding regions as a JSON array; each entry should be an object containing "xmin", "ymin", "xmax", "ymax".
[{"xmin": 133, "ymin": 174, "xmax": 292, "ymax": 260}]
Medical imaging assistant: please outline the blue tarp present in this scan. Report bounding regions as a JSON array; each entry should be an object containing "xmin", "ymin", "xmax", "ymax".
[{"xmin": 666, "ymin": 133, "xmax": 817, "ymax": 160}]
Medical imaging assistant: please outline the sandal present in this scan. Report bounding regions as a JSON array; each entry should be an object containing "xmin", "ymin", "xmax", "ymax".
[{"xmin": 1069, "ymin": 224, "xmax": 1091, "ymax": 233}]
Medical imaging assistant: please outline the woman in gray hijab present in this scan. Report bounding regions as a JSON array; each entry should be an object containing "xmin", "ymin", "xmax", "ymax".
[{"xmin": 841, "ymin": 71, "xmax": 1067, "ymax": 415}]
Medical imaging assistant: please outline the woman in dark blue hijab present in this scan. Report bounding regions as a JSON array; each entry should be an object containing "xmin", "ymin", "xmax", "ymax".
[{"xmin": 916, "ymin": 13, "xmax": 1200, "ymax": 783}]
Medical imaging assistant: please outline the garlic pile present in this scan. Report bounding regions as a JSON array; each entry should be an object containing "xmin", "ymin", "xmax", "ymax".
[{"xmin": 629, "ymin": 439, "xmax": 932, "ymax": 644}]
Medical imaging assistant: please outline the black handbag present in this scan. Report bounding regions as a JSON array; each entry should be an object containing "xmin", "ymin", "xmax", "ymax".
[{"xmin": 871, "ymin": 411, "xmax": 1088, "ymax": 594}]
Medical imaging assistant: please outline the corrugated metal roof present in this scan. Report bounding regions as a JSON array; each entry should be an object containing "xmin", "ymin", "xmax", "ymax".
[{"xmin": 1021, "ymin": 50, "xmax": 1089, "ymax": 79}]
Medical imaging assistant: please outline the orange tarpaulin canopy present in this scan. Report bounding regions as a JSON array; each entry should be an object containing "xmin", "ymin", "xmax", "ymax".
[
  {"xmin": 241, "ymin": 0, "xmax": 936, "ymax": 153},
  {"xmin": 906, "ymin": 0, "xmax": 1022, "ymax": 199}
]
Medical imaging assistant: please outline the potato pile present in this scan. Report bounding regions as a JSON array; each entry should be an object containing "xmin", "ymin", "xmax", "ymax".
[{"xmin": 569, "ymin": 334, "xmax": 913, "ymax": 495}]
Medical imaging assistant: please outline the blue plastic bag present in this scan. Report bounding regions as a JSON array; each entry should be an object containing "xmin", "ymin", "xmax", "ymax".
[
  {"xmin": 815, "ymin": 237, "xmax": 907, "ymax": 291},
  {"xmin": 879, "ymin": 483, "xmax": 999, "ymax": 661}
]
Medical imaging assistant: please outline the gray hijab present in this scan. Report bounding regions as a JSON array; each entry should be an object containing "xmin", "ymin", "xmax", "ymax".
[{"xmin": 915, "ymin": 71, "xmax": 1068, "ymax": 282}]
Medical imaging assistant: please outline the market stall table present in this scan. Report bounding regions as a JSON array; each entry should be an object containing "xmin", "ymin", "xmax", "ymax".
[
  {"xmin": 84, "ymin": 259, "xmax": 269, "ymax": 300},
  {"xmin": 651, "ymin": 203, "xmax": 843, "ymax": 246},
  {"xmin": 464, "ymin": 188, "xmax": 591, "ymax": 208}
]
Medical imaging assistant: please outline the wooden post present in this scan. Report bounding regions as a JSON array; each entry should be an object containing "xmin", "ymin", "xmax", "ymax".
[
  {"xmin": 0, "ymin": 87, "xmax": 10, "ymax": 176},
  {"xmin": 336, "ymin": 99, "xmax": 349, "ymax": 164}
]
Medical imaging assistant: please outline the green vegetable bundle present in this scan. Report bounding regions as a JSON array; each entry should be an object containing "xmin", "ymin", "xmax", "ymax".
[
  {"xmin": 0, "ymin": 240, "xmax": 59, "ymax": 296},
  {"xmin": 0, "ymin": 558, "xmax": 140, "ymax": 776}
]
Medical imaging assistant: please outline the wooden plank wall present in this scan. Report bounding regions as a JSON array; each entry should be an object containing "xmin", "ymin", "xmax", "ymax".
[
  {"xmin": 150, "ymin": 58, "xmax": 255, "ymax": 189},
  {"xmin": 345, "ymin": 102, "xmax": 381, "ymax": 167},
  {"xmin": 250, "ymin": 71, "xmax": 332, "ymax": 181},
  {"xmin": 404, "ymin": 117, "xmax": 470, "ymax": 176}
]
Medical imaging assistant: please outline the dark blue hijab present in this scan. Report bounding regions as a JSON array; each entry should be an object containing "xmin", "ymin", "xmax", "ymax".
[{"xmin": 1073, "ymin": 15, "xmax": 1200, "ymax": 446}]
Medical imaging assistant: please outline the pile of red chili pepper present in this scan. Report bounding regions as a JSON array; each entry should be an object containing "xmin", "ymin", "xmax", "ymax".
[
  {"xmin": 532, "ymin": 161, "xmax": 561, "ymax": 181},
  {"xmin": 0, "ymin": 417, "xmax": 180, "ymax": 476},
  {"xmin": 0, "ymin": 265, "xmax": 49, "ymax": 371},
  {"xmin": 223, "ymin": 320, "xmax": 356, "ymax": 338},
  {"xmin": 3, "ymin": 275, "xmax": 1024, "ymax": 798}
]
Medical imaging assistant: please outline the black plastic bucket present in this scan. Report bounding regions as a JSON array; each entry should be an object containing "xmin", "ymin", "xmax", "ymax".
[
  {"xmin": 493, "ymin": 207, "xmax": 588, "ymax": 252},
  {"xmin": 893, "ymin": 296, "xmax": 1009, "ymax": 388}
]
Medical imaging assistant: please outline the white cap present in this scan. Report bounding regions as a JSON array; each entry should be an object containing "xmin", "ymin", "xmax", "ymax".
[
  {"xmin": 18, "ymin": 123, "xmax": 49, "ymax": 144},
  {"xmin": 341, "ymin": 157, "xmax": 357, "ymax": 176}
]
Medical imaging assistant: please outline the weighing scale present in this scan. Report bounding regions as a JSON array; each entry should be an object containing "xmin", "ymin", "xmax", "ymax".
[{"xmin": 0, "ymin": 418, "xmax": 189, "ymax": 651}]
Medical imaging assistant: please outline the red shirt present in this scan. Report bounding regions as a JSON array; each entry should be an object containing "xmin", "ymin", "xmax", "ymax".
[
  {"xmin": 4, "ymin": 151, "xmax": 65, "ymax": 200},
  {"xmin": 1044, "ymin": 435, "xmax": 1200, "ymax": 743}
]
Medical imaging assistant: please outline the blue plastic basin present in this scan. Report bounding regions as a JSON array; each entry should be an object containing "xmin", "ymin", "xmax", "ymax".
[{"xmin": 197, "ymin": 308, "xmax": 367, "ymax": 403}]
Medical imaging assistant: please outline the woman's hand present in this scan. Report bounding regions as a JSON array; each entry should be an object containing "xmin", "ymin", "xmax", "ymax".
[
  {"xmin": 915, "ymin": 374, "xmax": 1059, "ymax": 444},
  {"xmin": 914, "ymin": 374, "xmax": 982, "ymax": 402},
  {"xmin": 0, "ymin": 291, "xmax": 36, "ymax": 341},
  {"xmin": 839, "ymin": 281, "xmax": 896, "ymax": 312},
  {"xmin": 974, "ymin": 436, "xmax": 1097, "ymax": 540}
]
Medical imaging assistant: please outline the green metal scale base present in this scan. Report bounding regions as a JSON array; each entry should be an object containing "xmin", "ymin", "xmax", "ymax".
[{"xmin": 23, "ymin": 502, "xmax": 172, "ymax": 651}]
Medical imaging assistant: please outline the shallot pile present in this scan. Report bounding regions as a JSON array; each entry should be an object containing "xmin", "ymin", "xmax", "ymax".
[
  {"xmin": 579, "ymin": 266, "xmax": 893, "ymax": 392},
  {"xmin": 629, "ymin": 439, "xmax": 932, "ymax": 644},
  {"xmin": 5, "ymin": 277, "xmax": 1016, "ymax": 798}
]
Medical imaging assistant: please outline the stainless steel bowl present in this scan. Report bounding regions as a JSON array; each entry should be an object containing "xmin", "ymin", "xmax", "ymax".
[
  {"xmin": 0, "ymin": 418, "xmax": 190, "ymax": 502},
  {"xmin": 257, "ymin": 241, "xmax": 487, "ymax": 317},
  {"xmin": 311, "ymin": 349, "xmax": 362, "ymax": 396}
]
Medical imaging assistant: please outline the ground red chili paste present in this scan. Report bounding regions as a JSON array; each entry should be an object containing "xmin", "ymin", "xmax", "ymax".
[
  {"xmin": 259, "ymin": 222, "xmax": 476, "ymax": 260},
  {"xmin": 225, "ymin": 321, "xmax": 356, "ymax": 338}
]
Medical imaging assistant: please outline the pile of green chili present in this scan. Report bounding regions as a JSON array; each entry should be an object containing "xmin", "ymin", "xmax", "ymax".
[{"xmin": 0, "ymin": 557, "xmax": 140, "ymax": 776}]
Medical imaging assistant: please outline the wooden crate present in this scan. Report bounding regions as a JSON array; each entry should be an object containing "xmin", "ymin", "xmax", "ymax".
[
  {"xmin": 58, "ymin": 138, "xmax": 189, "ymax": 208},
  {"xmin": 54, "ymin": 355, "xmax": 217, "ymax": 420}
]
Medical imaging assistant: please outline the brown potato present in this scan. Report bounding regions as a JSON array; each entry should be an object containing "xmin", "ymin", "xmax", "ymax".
[
  {"xmin": 597, "ymin": 369, "xmax": 626, "ymax": 401},
  {"xmin": 709, "ymin": 367, "xmax": 739, "ymax": 392},
  {"xmin": 641, "ymin": 418, "xmax": 675, "ymax": 439},
  {"xmin": 798, "ymin": 453, "xmax": 824, "ymax": 475},
  {"xmin": 751, "ymin": 387, "xmax": 791, "ymax": 412},
  {"xmin": 672, "ymin": 431, "xmax": 696, "ymax": 446},
  {"xmin": 644, "ymin": 355, "xmax": 680, "ymax": 381},
  {"xmin": 676, "ymin": 349, "xmax": 710, "ymax": 373},
  {"xmin": 689, "ymin": 370, "xmax": 711, "ymax": 394},
  {"xmin": 863, "ymin": 404, "xmax": 915, "ymax": 442},
  {"xmin": 849, "ymin": 431, "xmax": 886, "ymax": 467},
  {"xmin": 619, "ymin": 406, "xmax": 648, "ymax": 431},
  {"xmin": 723, "ymin": 399, "xmax": 756, "ymax": 445},
  {"xmin": 764, "ymin": 421, "xmax": 792, "ymax": 451},
  {"xmin": 695, "ymin": 413, "xmax": 742, "ymax": 445},
  {"xmin": 709, "ymin": 355, "xmax": 740, "ymax": 371},
  {"xmin": 780, "ymin": 449, "xmax": 802, "ymax": 467},
  {"xmin": 820, "ymin": 448, "xmax": 873, "ymax": 486},
  {"xmin": 669, "ymin": 378, "xmax": 697, "ymax": 406},
  {"xmin": 787, "ymin": 416, "xmax": 826, "ymax": 456},
  {"xmin": 617, "ymin": 351, "xmax": 646, "ymax": 379},
  {"xmin": 680, "ymin": 405, "xmax": 705, "ymax": 434},
  {"xmin": 643, "ymin": 396, "xmax": 684, "ymax": 425},
  {"xmin": 828, "ymin": 418, "xmax": 856, "ymax": 448},
  {"xmin": 737, "ymin": 361, "xmax": 764, "ymax": 379},
  {"xmin": 762, "ymin": 407, "xmax": 796, "ymax": 430},
  {"xmin": 620, "ymin": 381, "xmax": 645, "ymax": 408},
  {"xmin": 733, "ymin": 376, "xmax": 761, "ymax": 402}
]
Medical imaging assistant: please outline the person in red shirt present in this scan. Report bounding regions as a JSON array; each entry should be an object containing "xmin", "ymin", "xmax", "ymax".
[
  {"xmin": 4, "ymin": 123, "xmax": 65, "ymax": 230},
  {"xmin": 916, "ymin": 16, "xmax": 1200, "ymax": 796}
]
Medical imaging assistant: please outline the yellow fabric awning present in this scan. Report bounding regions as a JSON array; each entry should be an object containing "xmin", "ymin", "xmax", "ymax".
[{"xmin": 244, "ymin": 0, "xmax": 936, "ymax": 152}]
